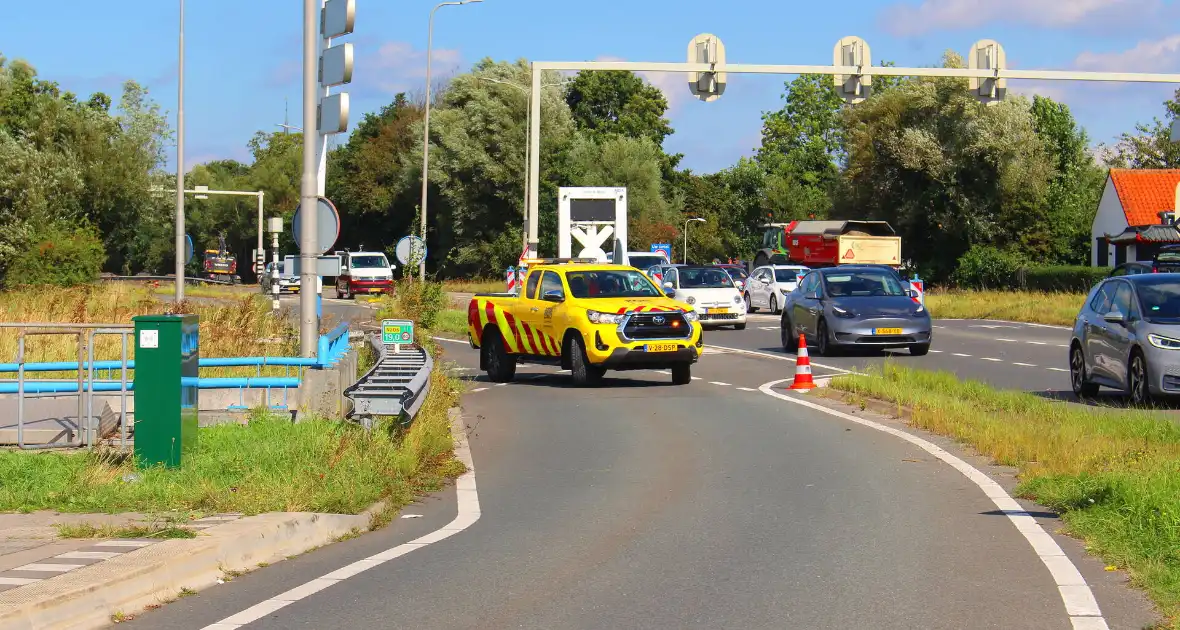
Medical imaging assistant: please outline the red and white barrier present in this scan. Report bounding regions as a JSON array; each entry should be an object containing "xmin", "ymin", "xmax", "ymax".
[{"xmin": 506, "ymin": 266, "xmax": 516, "ymax": 293}]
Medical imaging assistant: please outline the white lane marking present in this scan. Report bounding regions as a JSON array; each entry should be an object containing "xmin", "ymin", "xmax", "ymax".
[
  {"xmin": 929, "ymin": 350, "xmax": 943, "ymax": 353},
  {"xmin": 0, "ymin": 576, "xmax": 41, "ymax": 585},
  {"xmin": 709, "ymin": 381, "xmax": 732, "ymax": 386},
  {"xmin": 996, "ymin": 338, "xmax": 1017, "ymax": 342},
  {"xmin": 706, "ymin": 345, "xmax": 861, "ymax": 376},
  {"xmin": 54, "ymin": 551, "xmax": 120, "ymax": 560},
  {"xmin": 691, "ymin": 377, "xmax": 702, "ymax": 381},
  {"xmin": 1013, "ymin": 362, "xmax": 1037, "ymax": 367},
  {"xmin": 1029, "ymin": 341, "xmax": 1047, "ymax": 345},
  {"xmin": 981, "ymin": 358, "xmax": 1002, "ymax": 362},
  {"xmin": 471, "ymin": 387, "xmax": 488, "ymax": 393},
  {"xmin": 494, "ymin": 383, "xmax": 508, "ymax": 387},
  {"xmin": 952, "ymin": 353, "xmax": 971, "ymax": 357},
  {"xmin": 201, "ymin": 409, "xmax": 481, "ymax": 630},
  {"xmin": 736, "ymin": 387, "xmax": 757, "ymax": 392},
  {"xmin": 1057, "ymin": 344, "xmax": 1069, "ymax": 348},
  {"xmin": 432, "ymin": 336, "xmax": 469, "ymax": 345},
  {"xmin": 759, "ymin": 326, "xmax": 777, "ymax": 331},
  {"xmin": 1048, "ymin": 368, "xmax": 1069, "ymax": 372},
  {"xmin": 937, "ymin": 318, "xmax": 1071, "ymax": 331},
  {"xmin": 757, "ymin": 379, "xmax": 1107, "ymax": 628},
  {"xmin": 12, "ymin": 563, "xmax": 83, "ymax": 572}
]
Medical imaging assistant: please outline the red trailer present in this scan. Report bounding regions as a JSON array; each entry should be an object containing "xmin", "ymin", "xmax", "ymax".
[{"xmin": 751, "ymin": 220, "xmax": 901, "ymax": 270}]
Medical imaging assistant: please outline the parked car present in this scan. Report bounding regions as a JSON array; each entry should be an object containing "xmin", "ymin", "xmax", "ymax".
[
  {"xmin": 717, "ymin": 264, "xmax": 749, "ymax": 292},
  {"xmin": 745, "ymin": 264, "xmax": 810, "ymax": 314},
  {"xmin": 658, "ymin": 265, "xmax": 747, "ymax": 330},
  {"xmin": 1069, "ymin": 273, "xmax": 1180, "ymax": 404},
  {"xmin": 780, "ymin": 265, "xmax": 930, "ymax": 356}
]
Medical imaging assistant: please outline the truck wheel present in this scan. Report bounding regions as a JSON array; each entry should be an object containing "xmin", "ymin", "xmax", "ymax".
[
  {"xmin": 753, "ymin": 252, "xmax": 769, "ymax": 270},
  {"xmin": 483, "ymin": 331, "xmax": 516, "ymax": 383},
  {"xmin": 671, "ymin": 363, "xmax": 692, "ymax": 385},
  {"xmin": 569, "ymin": 336, "xmax": 604, "ymax": 386}
]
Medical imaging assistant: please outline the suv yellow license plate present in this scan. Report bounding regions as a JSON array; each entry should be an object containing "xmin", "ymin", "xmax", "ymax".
[
  {"xmin": 873, "ymin": 328, "xmax": 903, "ymax": 335},
  {"xmin": 645, "ymin": 343, "xmax": 679, "ymax": 353},
  {"xmin": 708, "ymin": 307, "xmax": 729, "ymax": 314}
]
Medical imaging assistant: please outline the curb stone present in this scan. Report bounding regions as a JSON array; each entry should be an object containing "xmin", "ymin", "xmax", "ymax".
[{"xmin": 0, "ymin": 502, "xmax": 387, "ymax": 630}]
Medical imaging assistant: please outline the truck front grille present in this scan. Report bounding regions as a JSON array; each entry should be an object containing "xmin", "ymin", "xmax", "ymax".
[{"xmin": 620, "ymin": 312, "xmax": 692, "ymax": 340}]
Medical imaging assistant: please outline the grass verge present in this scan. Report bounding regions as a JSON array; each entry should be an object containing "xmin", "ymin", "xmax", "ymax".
[
  {"xmin": 925, "ymin": 289, "xmax": 1085, "ymax": 326},
  {"xmin": 827, "ymin": 363, "xmax": 1180, "ymax": 627},
  {"xmin": 442, "ymin": 278, "xmax": 503, "ymax": 294},
  {"xmin": 0, "ymin": 365, "xmax": 464, "ymax": 515},
  {"xmin": 55, "ymin": 522, "xmax": 197, "ymax": 539}
]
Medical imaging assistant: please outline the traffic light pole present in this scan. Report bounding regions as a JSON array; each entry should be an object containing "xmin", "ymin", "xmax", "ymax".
[{"xmin": 299, "ymin": 0, "xmax": 320, "ymax": 357}]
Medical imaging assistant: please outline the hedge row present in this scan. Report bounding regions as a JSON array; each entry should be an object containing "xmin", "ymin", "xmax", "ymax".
[{"xmin": 952, "ymin": 245, "xmax": 1107, "ymax": 292}]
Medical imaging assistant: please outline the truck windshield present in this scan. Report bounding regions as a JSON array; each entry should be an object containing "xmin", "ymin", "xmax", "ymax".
[
  {"xmin": 679, "ymin": 267, "xmax": 735, "ymax": 289},
  {"xmin": 823, "ymin": 270, "xmax": 907, "ymax": 297},
  {"xmin": 566, "ymin": 270, "xmax": 661, "ymax": 298},
  {"xmin": 351, "ymin": 256, "xmax": 387, "ymax": 269}
]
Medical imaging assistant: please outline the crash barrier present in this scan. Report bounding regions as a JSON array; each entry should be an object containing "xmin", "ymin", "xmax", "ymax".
[
  {"xmin": 343, "ymin": 333, "xmax": 433, "ymax": 428},
  {"xmin": 0, "ymin": 320, "xmax": 354, "ymax": 450},
  {"xmin": 909, "ymin": 274, "xmax": 925, "ymax": 306},
  {"xmin": 100, "ymin": 275, "xmax": 236, "ymax": 286}
]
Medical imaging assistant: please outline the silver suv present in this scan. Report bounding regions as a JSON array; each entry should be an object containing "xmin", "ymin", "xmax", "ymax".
[{"xmin": 1070, "ymin": 274, "xmax": 1180, "ymax": 403}]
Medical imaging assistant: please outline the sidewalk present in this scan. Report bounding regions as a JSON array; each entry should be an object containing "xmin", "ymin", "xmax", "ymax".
[
  {"xmin": 0, "ymin": 507, "xmax": 375, "ymax": 629},
  {"xmin": 0, "ymin": 512, "xmax": 243, "ymax": 594}
]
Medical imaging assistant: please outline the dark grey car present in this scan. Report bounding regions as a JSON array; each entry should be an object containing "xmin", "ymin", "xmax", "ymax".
[
  {"xmin": 1070, "ymin": 274, "xmax": 1180, "ymax": 404},
  {"xmin": 779, "ymin": 266, "xmax": 931, "ymax": 356}
]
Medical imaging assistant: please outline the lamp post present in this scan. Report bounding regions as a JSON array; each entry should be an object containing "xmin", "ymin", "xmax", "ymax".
[
  {"xmin": 174, "ymin": 0, "xmax": 186, "ymax": 301},
  {"xmin": 475, "ymin": 75, "xmax": 572, "ymax": 253},
  {"xmin": 684, "ymin": 217, "xmax": 705, "ymax": 264},
  {"xmin": 420, "ymin": 0, "xmax": 482, "ymax": 282},
  {"xmin": 185, "ymin": 186, "xmax": 267, "ymax": 277}
]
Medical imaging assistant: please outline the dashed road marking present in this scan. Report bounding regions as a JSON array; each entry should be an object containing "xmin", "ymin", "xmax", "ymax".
[
  {"xmin": 981, "ymin": 358, "xmax": 1002, "ymax": 362},
  {"xmin": 736, "ymin": 387, "xmax": 756, "ymax": 392},
  {"xmin": 471, "ymin": 387, "xmax": 488, "ymax": 393},
  {"xmin": 1013, "ymin": 362, "xmax": 1037, "ymax": 367},
  {"xmin": 953, "ymin": 353, "xmax": 971, "ymax": 357},
  {"xmin": 709, "ymin": 381, "xmax": 732, "ymax": 386},
  {"xmin": 1048, "ymin": 367, "xmax": 1069, "ymax": 372},
  {"xmin": 930, "ymin": 350, "xmax": 943, "ymax": 353}
]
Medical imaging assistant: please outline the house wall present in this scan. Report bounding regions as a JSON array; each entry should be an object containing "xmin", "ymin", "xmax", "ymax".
[{"xmin": 1091, "ymin": 176, "xmax": 1128, "ymax": 267}]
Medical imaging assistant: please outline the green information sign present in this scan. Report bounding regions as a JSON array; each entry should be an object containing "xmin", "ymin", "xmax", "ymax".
[{"xmin": 382, "ymin": 319, "xmax": 414, "ymax": 345}]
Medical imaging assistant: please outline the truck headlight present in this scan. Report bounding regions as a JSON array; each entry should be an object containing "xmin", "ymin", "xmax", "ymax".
[
  {"xmin": 1148, "ymin": 333, "xmax": 1180, "ymax": 350},
  {"xmin": 683, "ymin": 310, "xmax": 700, "ymax": 323},
  {"xmin": 587, "ymin": 310, "xmax": 623, "ymax": 325}
]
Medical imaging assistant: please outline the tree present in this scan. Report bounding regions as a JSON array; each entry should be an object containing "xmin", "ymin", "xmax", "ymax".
[
  {"xmin": 756, "ymin": 74, "xmax": 845, "ymax": 221},
  {"xmin": 1105, "ymin": 88, "xmax": 1180, "ymax": 169},
  {"xmin": 566, "ymin": 70, "xmax": 674, "ymax": 147},
  {"xmin": 1030, "ymin": 95, "xmax": 1105, "ymax": 264}
]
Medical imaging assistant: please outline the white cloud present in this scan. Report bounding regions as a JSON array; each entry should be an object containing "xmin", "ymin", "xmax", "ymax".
[
  {"xmin": 1075, "ymin": 34, "xmax": 1180, "ymax": 72},
  {"xmin": 881, "ymin": 0, "xmax": 1158, "ymax": 36},
  {"xmin": 360, "ymin": 41, "xmax": 463, "ymax": 96}
]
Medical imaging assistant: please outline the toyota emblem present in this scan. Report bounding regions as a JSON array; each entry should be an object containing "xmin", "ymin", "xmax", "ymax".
[{"xmin": 653, "ymin": 315, "xmax": 666, "ymax": 325}]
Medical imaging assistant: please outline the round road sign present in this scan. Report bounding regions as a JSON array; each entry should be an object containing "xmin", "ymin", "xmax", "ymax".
[
  {"xmin": 292, "ymin": 197, "xmax": 341, "ymax": 255},
  {"xmin": 184, "ymin": 234, "xmax": 194, "ymax": 264},
  {"xmin": 395, "ymin": 235, "xmax": 427, "ymax": 266}
]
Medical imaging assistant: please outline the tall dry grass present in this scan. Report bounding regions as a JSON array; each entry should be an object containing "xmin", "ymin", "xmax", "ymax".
[
  {"xmin": 0, "ymin": 283, "xmax": 296, "ymax": 365},
  {"xmin": 924, "ymin": 289, "xmax": 1085, "ymax": 326}
]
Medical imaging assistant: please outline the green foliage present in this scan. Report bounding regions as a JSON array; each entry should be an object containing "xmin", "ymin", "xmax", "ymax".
[
  {"xmin": 384, "ymin": 280, "xmax": 447, "ymax": 330},
  {"xmin": 5, "ymin": 223, "xmax": 105, "ymax": 288},
  {"xmin": 566, "ymin": 70, "xmax": 673, "ymax": 146},
  {"xmin": 1105, "ymin": 87, "xmax": 1180, "ymax": 169},
  {"xmin": 1019, "ymin": 265, "xmax": 1108, "ymax": 293},
  {"xmin": 952, "ymin": 245, "xmax": 1029, "ymax": 289}
]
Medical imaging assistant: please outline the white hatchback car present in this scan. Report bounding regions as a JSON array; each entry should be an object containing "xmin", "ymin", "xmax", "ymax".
[
  {"xmin": 660, "ymin": 265, "xmax": 747, "ymax": 330},
  {"xmin": 745, "ymin": 265, "xmax": 810, "ymax": 314}
]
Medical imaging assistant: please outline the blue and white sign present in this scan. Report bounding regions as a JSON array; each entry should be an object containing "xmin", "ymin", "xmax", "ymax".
[{"xmin": 651, "ymin": 243, "xmax": 672, "ymax": 260}]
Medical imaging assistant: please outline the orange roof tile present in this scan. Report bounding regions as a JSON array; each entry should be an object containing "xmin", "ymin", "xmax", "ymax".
[{"xmin": 1110, "ymin": 169, "xmax": 1180, "ymax": 226}]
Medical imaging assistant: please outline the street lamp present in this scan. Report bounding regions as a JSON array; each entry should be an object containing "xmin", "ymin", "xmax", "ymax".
[
  {"xmin": 684, "ymin": 217, "xmax": 705, "ymax": 264},
  {"xmin": 420, "ymin": 0, "xmax": 482, "ymax": 282},
  {"xmin": 475, "ymin": 75, "xmax": 572, "ymax": 253},
  {"xmin": 174, "ymin": 0, "xmax": 186, "ymax": 301}
]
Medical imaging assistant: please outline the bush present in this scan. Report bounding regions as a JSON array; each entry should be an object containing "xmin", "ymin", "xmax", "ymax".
[
  {"xmin": 387, "ymin": 280, "xmax": 446, "ymax": 329},
  {"xmin": 5, "ymin": 223, "xmax": 106, "ymax": 288},
  {"xmin": 952, "ymin": 245, "xmax": 1028, "ymax": 289},
  {"xmin": 1019, "ymin": 265, "xmax": 1108, "ymax": 293}
]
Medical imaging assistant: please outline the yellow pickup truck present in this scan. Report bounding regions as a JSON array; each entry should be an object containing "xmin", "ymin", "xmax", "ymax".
[{"xmin": 467, "ymin": 260, "xmax": 703, "ymax": 386}]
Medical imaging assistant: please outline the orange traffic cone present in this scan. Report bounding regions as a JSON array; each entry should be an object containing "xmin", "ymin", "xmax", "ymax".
[{"xmin": 788, "ymin": 333, "xmax": 816, "ymax": 390}]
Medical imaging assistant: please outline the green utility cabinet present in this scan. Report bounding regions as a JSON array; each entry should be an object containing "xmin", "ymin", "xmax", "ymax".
[{"xmin": 132, "ymin": 314, "xmax": 199, "ymax": 468}]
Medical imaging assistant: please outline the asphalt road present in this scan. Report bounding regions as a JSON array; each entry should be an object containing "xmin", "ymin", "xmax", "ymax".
[{"xmin": 125, "ymin": 328, "xmax": 1160, "ymax": 630}]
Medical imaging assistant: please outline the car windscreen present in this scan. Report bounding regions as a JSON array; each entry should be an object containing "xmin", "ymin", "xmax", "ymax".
[
  {"xmin": 1134, "ymin": 277, "xmax": 1180, "ymax": 321},
  {"xmin": 822, "ymin": 270, "xmax": 907, "ymax": 297},
  {"xmin": 566, "ymin": 270, "xmax": 661, "ymax": 298},
  {"xmin": 722, "ymin": 266, "xmax": 749, "ymax": 280},
  {"xmin": 774, "ymin": 269, "xmax": 805, "ymax": 283},
  {"xmin": 350, "ymin": 256, "xmax": 388, "ymax": 268},
  {"xmin": 627, "ymin": 255, "xmax": 664, "ymax": 269},
  {"xmin": 678, "ymin": 267, "xmax": 736, "ymax": 289}
]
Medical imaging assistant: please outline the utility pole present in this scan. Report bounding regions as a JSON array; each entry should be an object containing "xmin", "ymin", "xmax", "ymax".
[
  {"xmin": 299, "ymin": 0, "xmax": 319, "ymax": 356},
  {"xmin": 174, "ymin": 0, "xmax": 186, "ymax": 302}
]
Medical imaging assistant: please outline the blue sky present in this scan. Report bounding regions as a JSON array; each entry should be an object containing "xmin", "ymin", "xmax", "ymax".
[{"xmin": 4, "ymin": 0, "xmax": 1180, "ymax": 173}]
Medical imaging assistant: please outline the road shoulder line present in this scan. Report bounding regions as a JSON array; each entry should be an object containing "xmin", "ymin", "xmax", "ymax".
[
  {"xmin": 757, "ymin": 379, "xmax": 1107, "ymax": 630},
  {"xmin": 199, "ymin": 408, "xmax": 480, "ymax": 630}
]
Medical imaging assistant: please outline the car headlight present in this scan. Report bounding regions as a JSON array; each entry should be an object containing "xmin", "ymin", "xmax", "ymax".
[
  {"xmin": 780, "ymin": 287, "xmax": 790, "ymax": 294},
  {"xmin": 733, "ymin": 295, "xmax": 742, "ymax": 304},
  {"xmin": 832, "ymin": 305, "xmax": 856, "ymax": 318},
  {"xmin": 1148, "ymin": 333, "xmax": 1180, "ymax": 350},
  {"xmin": 685, "ymin": 296, "xmax": 696, "ymax": 305},
  {"xmin": 587, "ymin": 310, "xmax": 624, "ymax": 325},
  {"xmin": 683, "ymin": 310, "xmax": 700, "ymax": 322}
]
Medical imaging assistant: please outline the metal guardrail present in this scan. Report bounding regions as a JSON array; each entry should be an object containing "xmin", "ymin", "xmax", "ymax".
[
  {"xmin": 343, "ymin": 334, "xmax": 433, "ymax": 426},
  {"xmin": 100, "ymin": 275, "xmax": 237, "ymax": 286}
]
